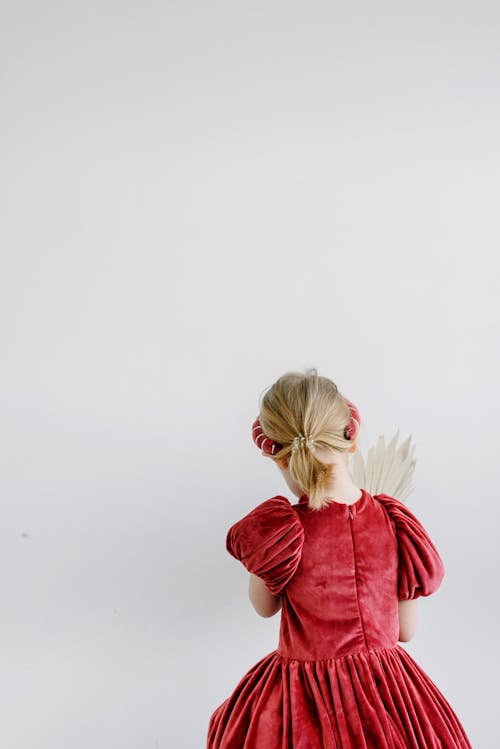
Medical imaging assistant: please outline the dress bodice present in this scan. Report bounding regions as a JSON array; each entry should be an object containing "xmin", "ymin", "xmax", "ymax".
[
  {"xmin": 278, "ymin": 490, "xmax": 400, "ymax": 660},
  {"xmin": 226, "ymin": 488, "xmax": 445, "ymax": 661}
]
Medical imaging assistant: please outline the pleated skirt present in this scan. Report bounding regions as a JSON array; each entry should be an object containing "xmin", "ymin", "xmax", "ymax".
[{"xmin": 207, "ymin": 645, "xmax": 472, "ymax": 748}]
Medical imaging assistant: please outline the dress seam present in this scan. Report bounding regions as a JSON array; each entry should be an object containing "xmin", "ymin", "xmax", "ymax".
[
  {"xmin": 276, "ymin": 644, "xmax": 401, "ymax": 663},
  {"xmin": 348, "ymin": 509, "xmax": 369, "ymax": 650}
]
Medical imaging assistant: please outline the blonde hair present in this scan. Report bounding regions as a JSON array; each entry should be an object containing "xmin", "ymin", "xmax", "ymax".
[{"xmin": 259, "ymin": 368, "xmax": 356, "ymax": 511}]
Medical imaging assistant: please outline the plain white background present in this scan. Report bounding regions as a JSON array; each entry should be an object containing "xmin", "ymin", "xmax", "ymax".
[{"xmin": 1, "ymin": 1, "xmax": 498, "ymax": 747}]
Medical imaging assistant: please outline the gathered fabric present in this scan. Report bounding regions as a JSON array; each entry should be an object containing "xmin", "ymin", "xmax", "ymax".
[{"xmin": 207, "ymin": 490, "xmax": 472, "ymax": 748}]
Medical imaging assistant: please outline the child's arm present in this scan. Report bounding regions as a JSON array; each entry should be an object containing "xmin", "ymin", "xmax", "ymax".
[
  {"xmin": 248, "ymin": 573, "xmax": 283, "ymax": 618},
  {"xmin": 398, "ymin": 599, "xmax": 419, "ymax": 641}
]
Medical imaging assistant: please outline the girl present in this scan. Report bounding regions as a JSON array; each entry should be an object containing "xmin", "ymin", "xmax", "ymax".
[{"xmin": 207, "ymin": 369, "xmax": 472, "ymax": 748}]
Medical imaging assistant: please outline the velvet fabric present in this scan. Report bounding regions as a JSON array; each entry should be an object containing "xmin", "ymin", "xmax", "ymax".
[{"xmin": 207, "ymin": 490, "xmax": 472, "ymax": 748}]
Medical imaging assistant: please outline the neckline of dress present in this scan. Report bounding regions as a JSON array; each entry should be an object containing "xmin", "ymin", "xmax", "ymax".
[{"xmin": 298, "ymin": 487, "xmax": 369, "ymax": 510}]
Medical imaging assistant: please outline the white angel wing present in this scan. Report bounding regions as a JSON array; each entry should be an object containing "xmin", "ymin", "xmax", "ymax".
[{"xmin": 349, "ymin": 429, "xmax": 416, "ymax": 502}]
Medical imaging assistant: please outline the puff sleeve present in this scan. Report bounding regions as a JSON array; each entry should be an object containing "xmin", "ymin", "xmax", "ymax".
[
  {"xmin": 226, "ymin": 496, "xmax": 305, "ymax": 596},
  {"xmin": 375, "ymin": 493, "xmax": 445, "ymax": 600}
]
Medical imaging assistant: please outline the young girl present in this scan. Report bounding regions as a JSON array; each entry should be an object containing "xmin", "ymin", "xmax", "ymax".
[{"xmin": 207, "ymin": 369, "xmax": 472, "ymax": 748}]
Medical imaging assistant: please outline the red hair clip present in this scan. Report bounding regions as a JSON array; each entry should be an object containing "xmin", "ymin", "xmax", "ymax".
[
  {"xmin": 343, "ymin": 398, "xmax": 361, "ymax": 441},
  {"xmin": 252, "ymin": 396, "xmax": 361, "ymax": 455},
  {"xmin": 251, "ymin": 418, "xmax": 281, "ymax": 455}
]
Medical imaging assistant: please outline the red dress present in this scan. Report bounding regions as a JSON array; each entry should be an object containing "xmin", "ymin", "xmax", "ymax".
[{"xmin": 207, "ymin": 489, "xmax": 472, "ymax": 748}]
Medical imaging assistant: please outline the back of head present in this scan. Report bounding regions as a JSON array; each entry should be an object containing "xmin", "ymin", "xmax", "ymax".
[{"xmin": 259, "ymin": 368, "xmax": 355, "ymax": 511}]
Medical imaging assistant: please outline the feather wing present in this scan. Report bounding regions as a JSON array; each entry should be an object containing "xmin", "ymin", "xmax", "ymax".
[{"xmin": 350, "ymin": 429, "xmax": 416, "ymax": 501}]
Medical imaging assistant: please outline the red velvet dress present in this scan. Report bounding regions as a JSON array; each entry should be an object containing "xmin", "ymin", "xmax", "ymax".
[{"xmin": 207, "ymin": 489, "xmax": 472, "ymax": 748}]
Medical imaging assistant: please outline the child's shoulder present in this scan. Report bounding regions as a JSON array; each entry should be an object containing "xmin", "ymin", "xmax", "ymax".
[
  {"xmin": 230, "ymin": 494, "xmax": 298, "ymax": 531},
  {"xmin": 373, "ymin": 492, "xmax": 432, "ymax": 528},
  {"xmin": 225, "ymin": 495, "xmax": 305, "ymax": 596},
  {"xmin": 373, "ymin": 492, "xmax": 446, "ymax": 600}
]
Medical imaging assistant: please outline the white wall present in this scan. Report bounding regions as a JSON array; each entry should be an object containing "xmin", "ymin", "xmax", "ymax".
[{"xmin": 1, "ymin": 1, "xmax": 497, "ymax": 747}]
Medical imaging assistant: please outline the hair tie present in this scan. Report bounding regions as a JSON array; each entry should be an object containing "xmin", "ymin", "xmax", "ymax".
[
  {"xmin": 291, "ymin": 434, "xmax": 316, "ymax": 453},
  {"xmin": 252, "ymin": 394, "xmax": 361, "ymax": 456}
]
